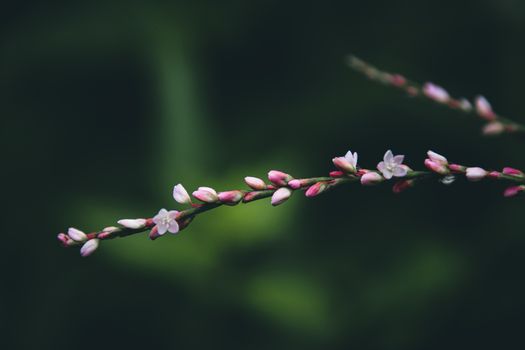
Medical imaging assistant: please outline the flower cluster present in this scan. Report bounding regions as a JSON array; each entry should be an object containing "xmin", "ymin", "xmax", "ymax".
[
  {"xmin": 347, "ymin": 55, "xmax": 524, "ymax": 135},
  {"xmin": 58, "ymin": 148, "xmax": 525, "ymax": 257}
]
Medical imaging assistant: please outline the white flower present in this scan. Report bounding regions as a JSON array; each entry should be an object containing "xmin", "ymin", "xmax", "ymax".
[
  {"xmin": 80, "ymin": 239, "xmax": 99, "ymax": 257},
  {"xmin": 377, "ymin": 150, "xmax": 408, "ymax": 180},
  {"xmin": 332, "ymin": 150, "xmax": 358, "ymax": 173},
  {"xmin": 173, "ymin": 184, "xmax": 192, "ymax": 204},
  {"xmin": 68, "ymin": 227, "xmax": 87, "ymax": 242},
  {"xmin": 117, "ymin": 218, "xmax": 147, "ymax": 229},
  {"xmin": 152, "ymin": 208, "xmax": 180, "ymax": 235}
]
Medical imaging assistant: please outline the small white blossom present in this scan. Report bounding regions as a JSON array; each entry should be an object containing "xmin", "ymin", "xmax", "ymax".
[
  {"xmin": 423, "ymin": 83, "xmax": 450, "ymax": 103},
  {"xmin": 152, "ymin": 208, "xmax": 180, "ymax": 235},
  {"xmin": 173, "ymin": 184, "xmax": 192, "ymax": 204},
  {"xmin": 377, "ymin": 150, "xmax": 408, "ymax": 180},
  {"xmin": 332, "ymin": 150, "xmax": 358, "ymax": 173}
]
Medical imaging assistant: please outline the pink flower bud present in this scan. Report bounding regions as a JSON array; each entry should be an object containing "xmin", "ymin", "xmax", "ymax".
[
  {"xmin": 173, "ymin": 184, "xmax": 192, "ymax": 204},
  {"xmin": 465, "ymin": 167, "xmax": 488, "ymax": 181},
  {"xmin": 149, "ymin": 226, "xmax": 161, "ymax": 240},
  {"xmin": 305, "ymin": 182, "xmax": 327, "ymax": 197},
  {"xmin": 427, "ymin": 150, "xmax": 448, "ymax": 165},
  {"xmin": 332, "ymin": 157, "xmax": 356, "ymax": 173},
  {"xmin": 57, "ymin": 233, "xmax": 74, "ymax": 247},
  {"xmin": 80, "ymin": 239, "xmax": 99, "ymax": 257},
  {"xmin": 360, "ymin": 172, "xmax": 383, "ymax": 186},
  {"xmin": 271, "ymin": 187, "xmax": 292, "ymax": 206},
  {"xmin": 288, "ymin": 179, "xmax": 302, "ymax": 189},
  {"xmin": 192, "ymin": 187, "xmax": 218, "ymax": 203},
  {"xmin": 504, "ymin": 186, "xmax": 525, "ymax": 198},
  {"xmin": 503, "ymin": 167, "xmax": 524, "ymax": 176},
  {"xmin": 448, "ymin": 164, "xmax": 465, "ymax": 173},
  {"xmin": 268, "ymin": 170, "xmax": 293, "ymax": 186},
  {"xmin": 482, "ymin": 121, "xmax": 504, "ymax": 135},
  {"xmin": 424, "ymin": 159, "xmax": 449, "ymax": 175},
  {"xmin": 423, "ymin": 82, "xmax": 450, "ymax": 103},
  {"xmin": 117, "ymin": 218, "xmax": 147, "ymax": 229},
  {"xmin": 487, "ymin": 171, "xmax": 501, "ymax": 179},
  {"xmin": 68, "ymin": 227, "xmax": 87, "ymax": 242},
  {"xmin": 392, "ymin": 179, "xmax": 414, "ymax": 194},
  {"xmin": 475, "ymin": 96, "xmax": 496, "ymax": 121},
  {"xmin": 218, "ymin": 190, "xmax": 244, "ymax": 204},
  {"xmin": 103, "ymin": 226, "xmax": 119, "ymax": 233},
  {"xmin": 244, "ymin": 176, "xmax": 267, "ymax": 190},
  {"xmin": 390, "ymin": 74, "xmax": 406, "ymax": 87},
  {"xmin": 329, "ymin": 171, "xmax": 344, "ymax": 178}
]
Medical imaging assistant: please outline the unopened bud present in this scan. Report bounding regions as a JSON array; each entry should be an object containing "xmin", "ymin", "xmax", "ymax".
[
  {"xmin": 244, "ymin": 176, "xmax": 267, "ymax": 190},
  {"xmin": 360, "ymin": 172, "xmax": 383, "ymax": 186},
  {"xmin": 173, "ymin": 184, "xmax": 192, "ymax": 204},
  {"xmin": 192, "ymin": 187, "xmax": 218, "ymax": 203},
  {"xmin": 117, "ymin": 218, "xmax": 147, "ymax": 229},
  {"xmin": 392, "ymin": 179, "xmax": 414, "ymax": 193},
  {"xmin": 475, "ymin": 96, "xmax": 496, "ymax": 121},
  {"xmin": 68, "ymin": 227, "xmax": 87, "ymax": 242},
  {"xmin": 423, "ymin": 82, "xmax": 450, "ymax": 103},
  {"xmin": 80, "ymin": 239, "xmax": 99, "ymax": 257},
  {"xmin": 288, "ymin": 179, "xmax": 302, "ymax": 189},
  {"xmin": 503, "ymin": 167, "xmax": 524, "ymax": 176},
  {"xmin": 268, "ymin": 170, "xmax": 293, "ymax": 186},
  {"xmin": 271, "ymin": 187, "xmax": 292, "ymax": 206},
  {"xmin": 427, "ymin": 150, "xmax": 448, "ymax": 165},
  {"xmin": 305, "ymin": 182, "xmax": 328, "ymax": 197},
  {"xmin": 332, "ymin": 157, "xmax": 356, "ymax": 173},
  {"xmin": 424, "ymin": 159, "xmax": 449, "ymax": 175},
  {"xmin": 465, "ymin": 167, "xmax": 488, "ymax": 181},
  {"xmin": 504, "ymin": 185, "xmax": 525, "ymax": 198},
  {"xmin": 482, "ymin": 121, "xmax": 504, "ymax": 135},
  {"xmin": 218, "ymin": 190, "xmax": 244, "ymax": 205}
]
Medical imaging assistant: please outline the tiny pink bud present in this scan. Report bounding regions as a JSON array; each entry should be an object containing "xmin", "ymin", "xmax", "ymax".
[
  {"xmin": 329, "ymin": 171, "xmax": 344, "ymax": 178},
  {"xmin": 288, "ymin": 179, "xmax": 302, "ymax": 189},
  {"xmin": 271, "ymin": 187, "xmax": 292, "ymax": 206},
  {"xmin": 268, "ymin": 170, "xmax": 293, "ymax": 186},
  {"xmin": 423, "ymin": 82, "xmax": 450, "ymax": 103},
  {"xmin": 103, "ymin": 226, "xmax": 119, "ymax": 233},
  {"xmin": 503, "ymin": 167, "xmax": 524, "ymax": 176},
  {"xmin": 173, "ymin": 184, "xmax": 192, "ymax": 204},
  {"xmin": 360, "ymin": 172, "xmax": 383, "ymax": 186},
  {"xmin": 482, "ymin": 121, "xmax": 504, "ymax": 135},
  {"xmin": 305, "ymin": 182, "xmax": 327, "ymax": 197},
  {"xmin": 149, "ymin": 226, "xmax": 161, "ymax": 240},
  {"xmin": 117, "ymin": 218, "xmax": 147, "ymax": 229},
  {"xmin": 448, "ymin": 164, "xmax": 465, "ymax": 173},
  {"xmin": 57, "ymin": 233, "xmax": 74, "ymax": 247},
  {"xmin": 475, "ymin": 96, "xmax": 496, "ymax": 121},
  {"xmin": 465, "ymin": 167, "xmax": 488, "ymax": 181},
  {"xmin": 487, "ymin": 171, "xmax": 501, "ymax": 179},
  {"xmin": 192, "ymin": 187, "xmax": 218, "ymax": 203},
  {"xmin": 390, "ymin": 74, "xmax": 406, "ymax": 87},
  {"xmin": 80, "ymin": 239, "xmax": 99, "ymax": 257},
  {"xmin": 392, "ymin": 179, "xmax": 414, "ymax": 194},
  {"xmin": 424, "ymin": 159, "xmax": 449, "ymax": 175},
  {"xmin": 332, "ymin": 157, "xmax": 356, "ymax": 173},
  {"xmin": 218, "ymin": 190, "xmax": 244, "ymax": 204},
  {"xmin": 244, "ymin": 176, "xmax": 267, "ymax": 190},
  {"xmin": 504, "ymin": 186, "xmax": 525, "ymax": 198},
  {"xmin": 67, "ymin": 227, "xmax": 87, "ymax": 242},
  {"xmin": 427, "ymin": 150, "xmax": 448, "ymax": 165}
]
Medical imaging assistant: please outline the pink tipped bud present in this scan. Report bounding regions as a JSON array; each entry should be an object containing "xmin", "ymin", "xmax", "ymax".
[
  {"xmin": 332, "ymin": 157, "xmax": 356, "ymax": 173},
  {"xmin": 487, "ymin": 171, "xmax": 501, "ymax": 179},
  {"xmin": 475, "ymin": 96, "xmax": 496, "ymax": 121},
  {"xmin": 503, "ymin": 167, "xmax": 524, "ymax": 176},
  {"xmin": 305, "ymin": 182, "xmax": 328, "ymax": 197},
  {"xmin": 390, "ymin": 74, "xmax": 406, "ymax": 87},
  {"xmin": 482, "ymin": 121, "xmax": 504, "ymax": 135},
  {"xmin": 149, "ymin": 226, "xmax": 161, "ymax": 240},
  {"xmin": 192, "ymin": 187, "xmax": 218, "ymax": 203},
  {"xmin": 392, "ymin": 179, "xmax": 414, "ymax": 194},
  {"xmin": 173, "ymin": 184, "xmax": 192, "ymax": 204},
  {"xmin": 465, "ymin": 167, "xmax": 488, "ymax": 181},
  {"xmin": 80, "ymin": 239, "xmax": 99, "ymax": 257},
  {"xmin": 288, "ymin": 179, "xmax": 302, "ymax": 189},
  {"xmin": 329, "ymin": 171, "xmax": 344, "ymax": 178},
  {"xmin": 102, "ymin": 226, "xmax": 119, "ymax": 233},
  {"xmin": 448, "ymin": 164, "xmax": 465, "ymax": 173},
  {"xmin": 504, "ymin": 185, "xmax": 525, "ymax": 198},
  {"xmin": 423, "ymin": 82, "xmax": 450, "ymax": 103},
  {"xmin": 244, "ymin": 176, "xmax": 267, "ymax": 190},
  {"xmin": 424, "ymin": 159, "xmax": 449, "ymax": 175},
  {"xmin": 360, "ymin": 172, "xmax": 383, "ymax": 186},
  {"xmin": 271, "ymin": 187, "xmax": 292, "ymax": 206},
  {"xmin": 117, "ymin": 218, "xmax": 147, "ymax": 229},
  {"xmin": 67, "ymin": 227, "xmax": 87, "ymax": 242},
  {"xmin": 406, "ymin": 86, "xmax": 419, "ymax": 97},
  {"xmin": 427, "ymin": 150, "xmax": 448, "ymax": 165},
  {"xmin": 218, "ymin": 190, "xmax": 244, "ymax": 205},
  {"xmin": 268, "ymin": 170, "xmax": 293, "ymax": 186},
  {"xmin": 57, "ymin": 233, "xmax": 74, "ymax": 247}
]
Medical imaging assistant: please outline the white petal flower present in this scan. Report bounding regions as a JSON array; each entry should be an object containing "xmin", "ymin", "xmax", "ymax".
[
  {"xmin": 377, "ymin": 150, "xmax": 408, "ymax": 180},
  {"xmin": 173, "ymin": 184, "xmax": 192, "ymax": 204},
  {"xmin": 152, "ymin": 208, "xmax": 180, "ymax": 235},
  {"xmin": 344, "ymin": 150, "xmax": 358, "ymax": 168}
]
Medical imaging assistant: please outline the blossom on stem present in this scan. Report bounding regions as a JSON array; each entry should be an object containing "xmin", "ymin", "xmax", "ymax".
[
  {"xmin": 288, "ymin": 179, "xmax": 302, "ymax": 189},
  {"xmin": 218, "ymin": 190, "xmax": 244, "ymax": 204},
  {"xmin": 482, "ymin": 121, "xmax": 504, "ymax": 135},
  {"xmin": 423, "ymin": 83, "xmax": 450, "ymax": 103},
  {"xmin": 152, "ymin": 208, "xmax": 180, "ymax": 235},
  {"xmin": 332, "ymin": 150, "xmax": 358, "ymax": 173},
  {"xmin": 244, "ymin": 177, "xmax": 267, "ymax": 190},
  {"xmin": 377, "ymin": 150, "xmax": 408, "ymax": 179},
  {"xmin": 192, "ymin": 187, "xmax": 218, "ymax": 203},
  {"xmin": 305, "ymin": 182, "xmax": 327, "ymax": 197},
  {"xmin": 458, "ymin": 98, "xmax": 472, "ymax": 112},
  {"xmin": 475, "ymin": 96, "xmax": 496, "ymax": 121},
  {"xmin": 465, "ymin": 167, "xmax": 488, "ymax": 181},
  {"xmin": 503, "ymin": 167, "xmax": 524, "ymax": 176},
  {"xmin": 424, "ymin": 159, "xmax": 449, "ymax": 175},
  {"xmin": 117, "ymin": 218, "xmax": 147, "ymax": 229},
  {"xmin": 360, "ymin": 172, "xmax": 383, "ymax": 186},
  {"xmin": 427, "ymin": 150, "xmax": 448, "ymax": 165},
  {"xmin": 173, "ymin": 184, "xmax": 192, "ymax": 204},
  {"xmin": 67, "ymin": 227, "xmax": 87, "ymax": 242},
  {"xmin": 271, "ymin": 187, "xmax": 292, "ymax": 206},
  {"xmin": 268, "ymin": 170, "xmax": 293, "ymax": 186},
  {"xmin": 504, "ymin": 185, "xmax": 525, "ymax": 198},
  {"xmin": 80, "ymin": 239, "xmax": 99, "ymax": 257},
  {"xmin": 392, "ymin": 179, "xmax": 414, "ymax": 193}
]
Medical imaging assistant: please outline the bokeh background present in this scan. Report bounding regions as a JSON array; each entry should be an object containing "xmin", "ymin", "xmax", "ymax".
[{"xmin": 3, "ymin": 0, "xmax": 525, "ymax": 349}]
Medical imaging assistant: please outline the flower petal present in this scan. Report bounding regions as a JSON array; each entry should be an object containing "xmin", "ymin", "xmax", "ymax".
[
  {"xmin": 384, "ymin": 150, "xmax": 393, "ymax": 163},
  {"xmin": 393, "ymin": 166, "xmax": 408, "ymax": 177},
  {"xmin": 157, "ymin": 224, "xmax": 168, "ymax": 235},
  {"xmin": 168, "ymin": 220, "xmax": 180, "ymax": 234},
  {"xmin": 393, "ymin": 155, "xmax": 404, "ymax": 165}
]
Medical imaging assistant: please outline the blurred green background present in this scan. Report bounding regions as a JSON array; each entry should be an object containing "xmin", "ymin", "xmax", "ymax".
[{"xmin": 3, "ymin": 0, "xmax": 525, "ymax": 349}]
